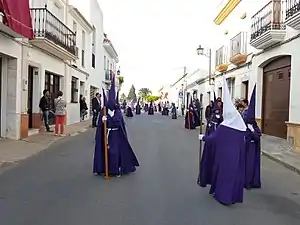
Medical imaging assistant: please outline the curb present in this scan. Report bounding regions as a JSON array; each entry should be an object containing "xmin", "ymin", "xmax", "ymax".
[
  {"xmin": 261, "ymin": 150, "xmax": 300, "ymax": 175},
  {"xmin": 0, "ymin": 126, "xmax": 91, "ymax": 173}
]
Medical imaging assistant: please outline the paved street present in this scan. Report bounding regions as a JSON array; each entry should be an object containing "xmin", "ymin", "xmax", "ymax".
[{"xmin": 1, "ymin": 113, "xmax": 300, "ymax": 225}]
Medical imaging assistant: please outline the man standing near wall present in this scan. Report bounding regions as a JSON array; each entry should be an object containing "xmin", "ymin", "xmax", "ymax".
[
  {"xmin": 39, "ymin": 90, "xmax": 52, "ymax": 132},
  {"xmin": 92, "ymin": 93, "xmax": 101, "ymax": 127}
]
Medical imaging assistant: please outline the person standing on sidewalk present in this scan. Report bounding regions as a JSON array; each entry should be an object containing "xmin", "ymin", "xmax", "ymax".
[
  {"xmin": 39, "ymin": 89, "xmax": 52, "ymax": 132},
  {"xmin": 54, "ymin": 91, "xmax": 66, "ymax": 136},
  {"xmin": 92, "ymin": 93, "xmax": 101, "ymax": 127},
  {"xmin": 80, "ymin": 95, "xmax": 88, "ymax": 121},
  {"xmin": 181, "ymin": 103, "xmax": 185, "ymax": 116}
]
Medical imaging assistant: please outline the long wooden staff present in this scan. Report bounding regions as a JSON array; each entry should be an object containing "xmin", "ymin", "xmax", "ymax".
[
  {"xmin": 199, "ymin": 94, "xmax": 204, "ymax": 173},
  {"xmin": 103, "ymin": 106, "xmax": 109, "ymax": 180}
]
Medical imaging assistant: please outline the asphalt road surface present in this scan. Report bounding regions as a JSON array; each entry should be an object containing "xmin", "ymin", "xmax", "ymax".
[{"xmin": 1, "ymin": 113, "xmax": 300, "ymax": 225}]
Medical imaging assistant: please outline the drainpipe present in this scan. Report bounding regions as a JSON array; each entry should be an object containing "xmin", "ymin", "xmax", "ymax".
[{"xmin": 64, "ymin": 0, "xmax": 69, "ymax": 124}]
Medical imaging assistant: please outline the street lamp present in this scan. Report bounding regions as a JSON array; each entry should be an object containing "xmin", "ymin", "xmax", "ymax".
[
  {"xmin": 196, "ymin": 45, "xmax": 204, "ymax": 55},
  {"xmin": 196, "ymin": 44, "xmax": 213, "ymax": 174},
  {"xmin": 196, "ymin": 45, "xmax": 213, "ymax": 85},
  {"xmin": 117, "ymin": 69, "xmax": 120, "ymax": 76}
]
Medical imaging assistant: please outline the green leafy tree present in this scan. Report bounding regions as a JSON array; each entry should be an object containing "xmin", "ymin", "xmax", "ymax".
[
  {"xmin": 118, "ymin": 76, "xmax": 124, "ymax": 87},
  {"xmin": 127, "ymin": 84, "xmax": 137, "ymax": 101},
  {"xmin": 146, "ymin": 95, "xmax": 160, "ymax": 102},
  {"xmin": 138, "ymin": 88, "xmax": 152, "ymax": 103}
]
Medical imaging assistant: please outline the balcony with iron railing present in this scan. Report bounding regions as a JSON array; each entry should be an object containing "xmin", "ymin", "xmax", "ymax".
[
  {"xmin": 250, "ymin": 0, "xmax": 286, "ymax": 50},
  {"xmin": 285, "ymin": 0, "xmax": 300, "ymax": 29},
  {"xmin": 215, "ymin": 46, "xmax": 229, "ymax": 72},
  {"xmin": 30, "ymin": 5, "xmax": 76, "ymax": 60},
  {"xmin": 104, "ymin": 69, "xmax": 115, "ymax": 83},
  {"xmin": 229, "ymin": 31, "xmax": 248, "ymax": 66}
]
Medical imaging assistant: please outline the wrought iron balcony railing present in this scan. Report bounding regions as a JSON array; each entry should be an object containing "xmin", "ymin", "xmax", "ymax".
[
  {"xmin": 250, "ymin": 0, "xmax": 285, "ymax": 41},
  {"xmin": 30, "ymin": 6, "xmax": 76, "ymax": 55},
  {"xmin": 286, "ymin": 0, "xmax": 300, "ymax": 20},
  {"xmin": 230, "ymin": 31, "xmax": 247, "ymax": 58},
  {"xmin": 215, "ymin": 46, "xmax": 228, "ymax": 66}
]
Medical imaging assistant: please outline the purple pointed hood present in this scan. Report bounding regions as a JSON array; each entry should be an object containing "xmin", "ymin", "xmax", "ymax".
[
  {"xmin": 107, "ymin": 75, "xmax": 116, "ymax": 109},
  {"xmin": 246, "ymin": 84, "xmax": 256, "ymax": 120},
  {"xmin": 212, "ymin": 92, "xmax": 218, "ymax": 110}
]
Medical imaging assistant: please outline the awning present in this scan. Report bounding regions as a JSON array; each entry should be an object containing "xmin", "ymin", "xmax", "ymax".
[{"xmin": 1, "ymin": 0, "xmax": 33, "ymax": 39}]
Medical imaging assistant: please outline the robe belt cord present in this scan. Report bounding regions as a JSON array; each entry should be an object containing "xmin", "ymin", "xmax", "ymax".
[{"xmin": 106, "ymin": 128, "xmax": 119, "ymax": 143}]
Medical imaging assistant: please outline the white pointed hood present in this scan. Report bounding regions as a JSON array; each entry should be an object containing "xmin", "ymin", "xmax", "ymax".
[{"xmin": 220, "ymin": 76, "xmax": 247, "ymax": 131}]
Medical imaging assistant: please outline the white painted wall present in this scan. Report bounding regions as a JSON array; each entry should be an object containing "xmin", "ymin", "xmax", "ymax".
[
  {"xmin": 84, "ymin": 0, "xmax": 105, "ymax": 89},
  {"xmin": 27, "ymin": 45, "xmax": 65, "ymax": 112},
  {"xmin": 0, "ymin": 35, "xmax": 23, "ymax": 139},
  {"xmin": 104, "ymin": 48, "xmax": 117, "ymax": 74},
  {"xmin": 65, "ymin": 7, "xmax": 93, "ymax": 124},
  {"xmin": 251, "ymin": 37, "xmax": 300, "ymax": 124},
  {"xmin": 214, "ymin": 65, "xmax": 251, "ymax": 100}
]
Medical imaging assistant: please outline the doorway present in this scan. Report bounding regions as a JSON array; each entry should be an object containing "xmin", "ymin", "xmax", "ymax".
[
  {"xmin": 242, "ymin": 80, "xmax": 249, "ymax": 99},
  {"xmin": 262, "ymin": 56, "xmax": 291, "ymax": 138},
  {"xmin": 45, "ymin": 71, "xmax": 60, "ymax": 125},
  {"xmin": 27, "ymin": 66, "xmax": 34, "ymax": 129}
]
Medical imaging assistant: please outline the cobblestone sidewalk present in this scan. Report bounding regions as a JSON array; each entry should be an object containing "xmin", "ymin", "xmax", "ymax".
[{"xmin": 0, "ymin": 120, "xmax": 92, "ymax": 172}]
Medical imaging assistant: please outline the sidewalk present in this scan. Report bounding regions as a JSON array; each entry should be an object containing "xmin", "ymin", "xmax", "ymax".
[
  {"xmin": 0, "ymin": 120, "xmax": 92, "ymax": 172},
  {"xmin": 261, "ymin": 135, "xmax": 300, "ymax": 175}
]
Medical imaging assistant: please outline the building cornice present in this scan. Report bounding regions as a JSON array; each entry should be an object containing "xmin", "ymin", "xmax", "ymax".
[
  {"xmin": 68, "ymin": 6, "xmax": 93, "ymax": 33},
  {"xmin": 214, "ymin": 0, "xmax": 241, "ymax": 25},
  {"xmin": 170, "ymin": 72, "xmax": 188, "ymax": 87}
]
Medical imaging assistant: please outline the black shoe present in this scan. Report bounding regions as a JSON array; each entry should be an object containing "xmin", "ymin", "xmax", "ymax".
[{"xmin": 47, "ymin": 129, "xmax": 53, "ymax": 132}]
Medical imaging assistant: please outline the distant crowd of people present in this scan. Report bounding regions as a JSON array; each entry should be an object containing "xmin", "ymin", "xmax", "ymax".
[{"xmin": 122, "ymin": 99, "xmax": 179, "ymax": 119}]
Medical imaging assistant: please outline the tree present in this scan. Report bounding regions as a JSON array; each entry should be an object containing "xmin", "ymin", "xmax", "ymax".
[
  {"xmin": 138, "ymin": 88, "xmax": 152, "ymax": 102},
  {"xmin": 127, "ymin": 84, "xmax": 137, "ymax": 101},
  {"xmin": 120, "ymin": 93, "xmax": 126, "ymax": 102},
  {"xmin": 118, "ymin": 76, "xmax": 124, "ymax": 87},
  {"xmin": 146, "ymin": 95, "xmax": 160, "ymax": 102}
]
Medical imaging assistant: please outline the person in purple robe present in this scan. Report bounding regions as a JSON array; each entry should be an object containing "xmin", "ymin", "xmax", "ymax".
[
  {"xmin": 148, "ymin": 101, "xmax": 154, "ymax": 115},
  {"xmin": 198, "ymin": 96, "xmax": 222, "ymax": 187},
  {"xmin": 93, "ymin": 77, "xmax": 139, "ymax": 177},
  {"xmin": 198, "ymin": 76, "xmax": 247, "ymax": 205},
  {"xmin": 244, "ymin": 85, "xmax": 261, "ymax": 189},
  {"xmin": 125, "ymin": 101, "xmax": 134, "ymax": 117},
  {"xmin": 135, "ymin": 98, "xmax": 141, "ymax": 115},
  {"xmin": 185, "ymin": 102, "xmax": 196, "ymax": 129},
  {"xmin": 205, "ymin": 100, "xmax": 223, "ymax": 136},
  {"xmin": 144, "ymin": 103, "xmax": 149, "ymax": 112}
]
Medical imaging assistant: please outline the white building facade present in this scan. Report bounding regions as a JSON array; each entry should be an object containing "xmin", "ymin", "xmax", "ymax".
[
  {"xmin": 183, "ymin": 0, "xmax": 300, "ymax": 151},
  {"xmin": 103, "ymin": 33, "xmax": 119, "ymax": 89},
  {"xmin": 0, "ymin": 0, "xmax": 117, "ymax": 140}
]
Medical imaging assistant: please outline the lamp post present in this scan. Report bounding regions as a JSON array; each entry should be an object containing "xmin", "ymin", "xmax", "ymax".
[{"xmin": 196, "ymin": 44, "xmax": 213, "ymax": 173}]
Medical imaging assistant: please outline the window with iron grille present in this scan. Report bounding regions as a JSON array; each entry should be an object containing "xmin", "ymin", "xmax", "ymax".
[{"xmin": 71, "ymin": 76, "xmax": 79, "ymax": 103}]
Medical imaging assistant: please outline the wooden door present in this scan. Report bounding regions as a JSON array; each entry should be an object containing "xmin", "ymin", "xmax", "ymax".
[{"xmin": 262, "ymin": 56, "xmax": 291, "ymax": 138}]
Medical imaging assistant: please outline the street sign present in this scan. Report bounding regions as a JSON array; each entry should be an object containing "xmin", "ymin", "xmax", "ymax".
[{"xmin": 178, "ymin": 91, "xmax": 183, "ymax": 98}]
